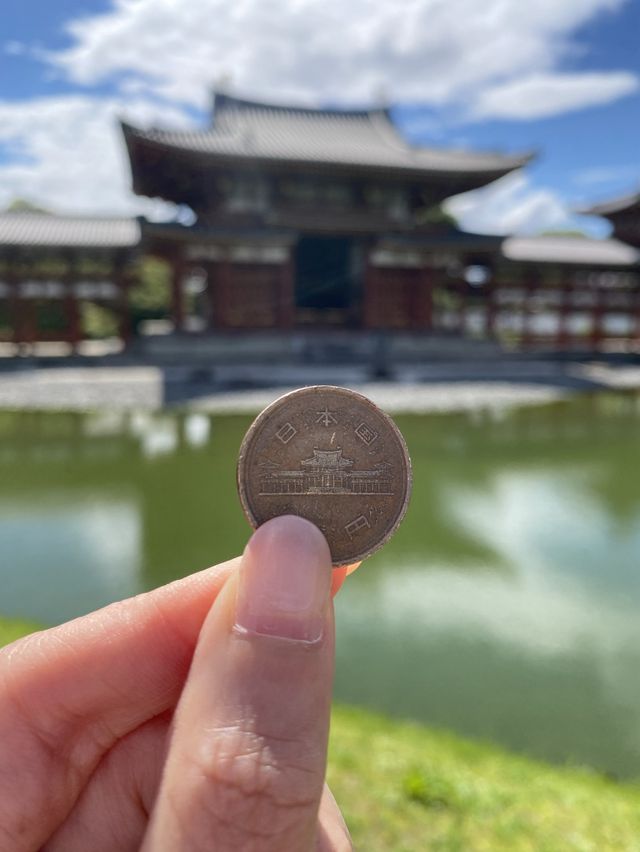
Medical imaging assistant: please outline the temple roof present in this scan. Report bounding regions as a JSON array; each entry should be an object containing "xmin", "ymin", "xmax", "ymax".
[
  {"xmin": 581, "ymin": 190, "xmax": 640, "ymax": 218},
  {"xmin": 122, "ymin": 92, "xmax": 532, "ymax": 182},
  {"xmin": 0, "ymin": 213, "xmax": 140, "ymax": 249},
  {"xmin": 301, "ymin": 449, "xmax": 353, "ymax": 469},
  {"xmin": 502, "ymin": 235, "xmax": 640, "ymax": 267}
]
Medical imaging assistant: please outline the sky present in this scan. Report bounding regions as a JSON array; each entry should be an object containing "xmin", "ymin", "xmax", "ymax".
[{"xmin": 0, "ymin": 0, "xmax": 638, "ymax": 237}]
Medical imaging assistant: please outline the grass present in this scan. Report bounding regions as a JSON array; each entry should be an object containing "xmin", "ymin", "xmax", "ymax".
[
  {"xmin": 0, "ymin": 615, "xmax": 41, "ymax": 647},
  {"xmin": 2, "ymin": 617, "xmax": 639, "ymax": 850},
  {"xmin": 329, "ymin": 706, "xmax": 640, "ymax": 851}
]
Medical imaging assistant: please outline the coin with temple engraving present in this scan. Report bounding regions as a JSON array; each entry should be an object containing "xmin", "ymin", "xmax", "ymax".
[{"xmin": 237, "ymin": 386, "xmax": 412, "ymax": 566}]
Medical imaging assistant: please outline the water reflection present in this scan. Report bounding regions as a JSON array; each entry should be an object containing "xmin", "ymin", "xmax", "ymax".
[
  {"xmin": 0, "ymin": 395, "xmax": 639, "ymax": 776},
  {"xmin": 0, "ymin": 498, "xmax": 141, "ymax": 624}
]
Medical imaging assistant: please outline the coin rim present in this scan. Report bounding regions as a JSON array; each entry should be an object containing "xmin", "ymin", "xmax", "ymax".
[{"xmin": 236, "ymin": 385, "xmax": 413, "ymax": 566}]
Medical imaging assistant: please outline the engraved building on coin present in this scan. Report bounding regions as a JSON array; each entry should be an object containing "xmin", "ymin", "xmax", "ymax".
[
  {"xmin": 237, "ymin": 385, "xmax": 412, "ymax": 566},
  {"xmin": 259, "ymin": 449, "xmax": 393, "ymax": 496}
]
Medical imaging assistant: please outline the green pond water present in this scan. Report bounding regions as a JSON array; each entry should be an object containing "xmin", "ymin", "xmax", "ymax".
[{"xmin": 1, "ymin": 394, "xmax": 640, "ymax": 778}]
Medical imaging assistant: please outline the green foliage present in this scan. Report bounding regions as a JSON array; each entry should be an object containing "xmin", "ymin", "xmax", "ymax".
[
  {"xmin": 416, "ymin": 204, "xmax": 458, "ymax": 229},
  {"xmin": 538, "ymin": 230, "xmax": 589, "ymax": 238},
  {"xmin": 81, "ymin": 302, "xmax": 119, "ymax": 339},
  {"xmin": 0, "ymin": 616, "xmax": 40, "ymax": 646},
  {"xmin": 329, "ymin": 706, "xmax": 640, "ymax": 851},
  {"xmin": 5, "ymin": 198, "xmax": 49, "ymax": 214},
  {"xmin": 36, "ymin": 301, "xmax": 67, "ymax": 332},
  {"xmin": 0, "ymin": 304, "xmax": 11, "ymax": 337},
  {"xmin": 129, "ymin": 256, "xmax": 171, "ymax": 314},
  {"xmin": 402, "ymin": 768, "xmax": 464, "ymax": 810}
]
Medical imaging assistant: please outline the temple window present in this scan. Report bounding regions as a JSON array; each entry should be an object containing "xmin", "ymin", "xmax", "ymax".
[
  {"xmin": 364, "ymin": 185, "xmax": 409, "ymax": 220},
  {"xmin": 279, "ymin": 180, "xmax": 352, "ymax": 206},
  {"xmin": 226, "ymin": 177, "xmax": 269, "ymax": 213}
]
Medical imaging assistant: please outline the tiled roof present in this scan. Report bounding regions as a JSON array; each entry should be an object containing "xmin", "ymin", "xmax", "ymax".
[
  {"xmin": 142, "ymin": 220, "xmax": 295, "ymax": 243},
  {"xmin": 502, "ymin": 236, "xmax": 640, "ymax": 267},
  {"xmin": 0, "ymin": 213, "xmax": 140, "ymax": 248},
  {"xmin": 581, "ymin": 190, "xmax": 640, "ymax": 217},
  {"xmin": 381, "ymin": 230, "xmax": 504, "ymax": 250},
  {"xmin": 122, "ymin": 93, "xmax": 532, "ymax": 178}
]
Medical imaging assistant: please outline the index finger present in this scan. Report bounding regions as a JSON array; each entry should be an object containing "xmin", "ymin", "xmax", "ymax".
[
  {"xmin": 0, "ymin": 551, "xmax": 350, "ymax": 850},
  {"xmin": 0, "ymin": 557, "xmax": 238, "ymax": 851}
]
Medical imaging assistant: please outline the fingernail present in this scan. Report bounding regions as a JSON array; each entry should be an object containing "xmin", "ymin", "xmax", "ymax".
[{"xmin": 235, "ymin": 516, "xmax": 332, "ymax": 643}]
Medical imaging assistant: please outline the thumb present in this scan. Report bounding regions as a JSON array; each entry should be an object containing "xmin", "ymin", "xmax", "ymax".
[{"xmin": 142, "ymin": 515, "xmax": 335, "ymax": 852}]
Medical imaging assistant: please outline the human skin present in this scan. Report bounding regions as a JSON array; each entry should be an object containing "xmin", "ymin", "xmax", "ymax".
[{"xmin": 0, "ymin": 515, "xmax": 353, "ymax": 851}]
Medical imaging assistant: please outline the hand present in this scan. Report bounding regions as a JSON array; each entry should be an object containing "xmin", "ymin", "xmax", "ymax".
[{"xmin": 0, "ymin": 515, "xmax": 352, "ymax": 851}]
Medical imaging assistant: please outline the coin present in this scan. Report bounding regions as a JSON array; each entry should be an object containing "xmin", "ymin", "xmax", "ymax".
[{"xmin": 237, "ymin": 385, "xmax": 412, "ymax": 566}]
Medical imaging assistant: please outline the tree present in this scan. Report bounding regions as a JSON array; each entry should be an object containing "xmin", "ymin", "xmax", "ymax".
[
  {"xmin": 129, "ymin": 256, "xmax": 171, "ymax": 313},
  {"xmin": 416, "ymin": 204, "xmax": 458, "ymax": 229},
  {"xmin": 538, "ymin": 230, "xmax": 588, "ymax": 238},
  {"xmin": 6, "ymin": 198, "xmax": 49, "ymax": 214}
]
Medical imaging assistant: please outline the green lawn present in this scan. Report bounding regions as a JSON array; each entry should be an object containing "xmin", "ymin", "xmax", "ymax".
[
  {"xmin": 329, "ymin": 706, "xmax": 640, "ymax": 851},
  {"xmin": 2, "ymin": 617, "xmax": 639, "ymax": 850},
  {"xmin": 0, "ymin": 616, "xmax": 41, "ymax": 647}
]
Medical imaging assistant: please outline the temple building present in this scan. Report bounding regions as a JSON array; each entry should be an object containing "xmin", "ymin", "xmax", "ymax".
[
  {"xmin": 0, "ymin": 215, "xmax": 139, "ymax": 348},
  {"xmin": 0, "ymin": 91, "xmax": 639, "ymax": 354},
  {"xmin": 259, "ymin": 448, "xmax": 393, "ymax": 496},
  {"xmin": 583, "ymin": 191, "xmax": 640, "ymax": 249},
  {"xmin": 122, "ymin": 92, "xmax": 530, "ymax": 335}
]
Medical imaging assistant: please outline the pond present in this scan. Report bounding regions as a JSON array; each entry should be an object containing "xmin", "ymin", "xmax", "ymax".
[{"xmin": 1, "ymin": 393, "xmax": 640, "ymax": 779}]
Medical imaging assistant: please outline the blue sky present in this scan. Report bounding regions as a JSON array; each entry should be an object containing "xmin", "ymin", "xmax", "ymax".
[{"xmin": 0, "ymin": 0, "xmax": 638, "ymax": 236}]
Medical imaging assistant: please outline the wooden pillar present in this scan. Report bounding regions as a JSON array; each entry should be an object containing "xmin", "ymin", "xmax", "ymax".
[
  {"xmin": 556, "ymin": 271, "xmax": 573, "ymax": 351},
  {"xmin": 278, "ymin": 254, "xmax": 295, "ymax": 328},
  {"xmin": 207, "ymin": 262, "xmax": 218, "ymax": 329},
  {"xmin": 207, "ymin": 257, "xmax": 232, "ymax": 330},
  {"xmin": 65, "ymin": 288, "xmax": 81, "ymax": 351},
  {"xmin": 16, "ymin": 264, "xmax": 37, "ymax": 347},
  {"xmin": 485, "ymin": 282, "xmax": 497, "ymax": 338},
  {"xmin": 115, "ymin": 260, "xmax": 132, "ymax": 348},
  {"xmin": 23, "ymin": 298, "xmax": 37, "ymax": 346},
  {"xmin": 456, "ymin": 279, "xmax": 467, "ymax": 335},
  {"xmin": 171, "ymin": 252, "xmax": 186, "ymax": 332},
  {"xmin": 520, "ymin": 271, "xmax": 538, "ymax": 349},
  {"xmin": 9, "ymin": 283, "xmax": 23, "ymax": 345},
  {"xmin": 217, "ymin": 258, "xmax": 232, "ymax": 329},
  {"xmin": 483, "ymin": 261, "xmax": 497, "ymax": 339},
  {"xmin": 6, "ymin": 254, "xmax": 22, "ymax": 346},
  {"xmin": 421, "ymin": 266, "xmax": 434, "ymax": 331},
  {"xmin": 64, "ymin": 252, "xmax": 80, "ymax": 352},
  {"xmin": 362, "ymin": 258, "xmax": 377, "ymax": 329},
  {"xmin": 409, "ymin": 267, "xmax": 430, "ymax": 330},
  {"xmin": 590, "ymin": 284, "xmax": 605, "ymax": 351},
  {"xmin": 8, "ymin": 252, "xmax": 35, "ymax": 347},
  {"xmin": 408, "ymin": 271, "xmax": 420, "ymax": 330}
]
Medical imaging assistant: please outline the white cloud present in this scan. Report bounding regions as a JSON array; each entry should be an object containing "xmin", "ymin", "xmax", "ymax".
[
  {"xmin": 0, "ymin": 95, "xmax": 191, "ymax": 216},
  {"xmin": 572, "ymin": 165, "xmax": 639, "ymax": 186},
  {"xmin": 2, "ymin": 0, "xmax": 636, "ymax": 219},
  {"xmin": 445, "ymin": 173, "xmax": 572, "ymax": 235},
  {"xmin": 47, "ymin": 0, "xmax": 634, "ymax": 118},
  {"xmin": 343, "ymin": 468, "xmax": 640, "ymax": 664},
  {"xmin": 472, "ymin": 71, "xmax": 639, "ymax": 120},
  {"xmin": 4, "ymin": 41, "xmax": 26, "ymax": 57}
]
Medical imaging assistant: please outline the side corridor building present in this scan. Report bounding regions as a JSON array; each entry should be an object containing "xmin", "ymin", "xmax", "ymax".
[{"xmin": 0, "ymin": 93, "xmax": 638, "ymax": 353}]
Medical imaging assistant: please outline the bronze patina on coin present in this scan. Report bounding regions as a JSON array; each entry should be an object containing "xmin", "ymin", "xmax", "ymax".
[{"xmin": 237, "ymin": 386, "xmax": 412, "ymax": 566}]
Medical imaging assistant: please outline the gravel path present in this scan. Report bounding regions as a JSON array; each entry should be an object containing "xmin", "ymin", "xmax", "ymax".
[
  {"xmin": 0, "ymin": 367, "xmax": 163, "ymax": 410},
  {"xmin": 190, "ymin": 382, "xmax": 569, "ymax": 414},
  {"xmin": 0, "ymin": 366, "xmax": 574, "ymax": 414}
]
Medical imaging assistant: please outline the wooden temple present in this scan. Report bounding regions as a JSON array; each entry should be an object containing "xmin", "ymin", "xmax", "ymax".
[
  {"xmin": 0, "ymin": 215, "xmax": 139, "ymax": 349},
  {"xmin": 0, "ymin": 92, "xmax": 639, "ymax": 353},
  {"xmin": 122, "ymin": 92, "xmax": 531, "ymax": 335},
  {"xmin": 583, "ymin": 191, "xmax": 640, "ymax": 249}
]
